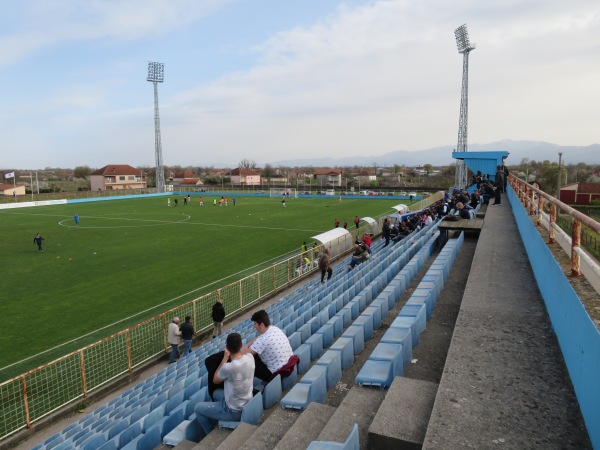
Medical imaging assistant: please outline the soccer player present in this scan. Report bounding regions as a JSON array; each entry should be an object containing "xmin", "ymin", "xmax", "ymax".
[
  {"xmin": 33, "ymin": 233, "xmax": 45, "ymax": 252},
  {"xmin": 74, "ymin": 213, "xmax": 79, "ymax": 226},
  {"xmin": 199, "ymin": 197, "xmax": 204, "ymax": 206}
]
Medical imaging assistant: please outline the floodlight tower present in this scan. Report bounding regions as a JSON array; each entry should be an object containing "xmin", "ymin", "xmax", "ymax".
[
  {"xmin": 454, "ymin": 24, "xmax": 476, "ymax": 190},
  {"xmin": 147, "ymin": 61, "xmax": 166, "ymax": 193}
]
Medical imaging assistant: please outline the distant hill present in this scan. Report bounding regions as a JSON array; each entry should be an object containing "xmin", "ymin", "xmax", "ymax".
[{"xmin": 272, "ymin": 140, "xmax": 600, "ymax": 167}]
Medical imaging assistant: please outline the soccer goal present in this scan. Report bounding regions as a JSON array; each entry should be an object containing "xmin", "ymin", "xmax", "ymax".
[{"xmin": 269, "ymin": 188, "xmax": 298, "ymax": 198}]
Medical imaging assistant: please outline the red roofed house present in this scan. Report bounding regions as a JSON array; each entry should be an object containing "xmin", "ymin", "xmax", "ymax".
[
  {"xmin": 227, "ymin": 168, "xmax": 261, "ymax": 186},
  {"xmin": 559, "ymin": 183, "xmax": 600, "ymax": 205},
  {"xmin": 314, "ymin": 169, "xmax": 342, "ymax": 187},
  {"xmin": 90, "ymin": 165, "xmax": 146, "ymax": 191}
]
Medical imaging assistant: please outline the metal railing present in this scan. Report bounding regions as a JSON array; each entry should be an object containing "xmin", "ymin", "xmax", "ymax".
[
  {"xmin": 0, "ymin": 193, "xmax": 443, "ymax": 441},
  {"xmin": 510, "ymin": 176, "xmax": 600, "ymax": 276}
]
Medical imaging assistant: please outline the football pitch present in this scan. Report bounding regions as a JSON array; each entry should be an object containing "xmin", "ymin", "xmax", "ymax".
[{"xmin": 0, "ymin": 194, "xmax": 403, "ymax": 381}]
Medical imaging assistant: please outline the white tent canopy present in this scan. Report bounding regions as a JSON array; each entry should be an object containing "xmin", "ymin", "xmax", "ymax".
[
  {"xmin": 391, "ymin": 204, "xmax": 410, "ymax": 214},
  {"xmin": 311, "ymin": 228, "xmax": 353, "ymax": 259},
  {"xmin": 360, "ymin": 217, "xmax": 379, "ymax": 236}
]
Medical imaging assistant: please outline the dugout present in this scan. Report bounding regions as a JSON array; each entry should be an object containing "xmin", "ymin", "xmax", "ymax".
[
  {"xmin": 391, "ymin": 204, "xmax": 410, "ymax": 214},
  {"xmin": 361, "ymin": 217, "xmax": 380, "ymax": 236},
  {"xmin": 311, "ymin": 228, "xmax": 353, "ymax": 259}
]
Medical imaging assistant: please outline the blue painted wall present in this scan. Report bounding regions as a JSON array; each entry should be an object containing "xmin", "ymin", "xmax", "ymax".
[{"xmin": 508, "ymin": 187, "xmax": 600, "ymax": 448}]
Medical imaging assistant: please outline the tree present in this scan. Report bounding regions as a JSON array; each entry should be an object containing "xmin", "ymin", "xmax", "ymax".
[
  {"xmin": 262, "ymin": 164, "xmax": 275, "ymax": 178},
  {"xmin": 423, "ymin": 164, "xmax": 433, "ymax": 176},
  {"xmin": 239, "ymin": 159, "xmax": 257, "ymax": 170},
  {"xmin": 73, "ymin": 166, "xmax": 92, "ymax": 179}
]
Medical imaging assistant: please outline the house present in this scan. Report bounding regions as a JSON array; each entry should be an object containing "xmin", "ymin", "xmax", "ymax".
[
  {"xmin": 226, "ymin": 168, "xmax": 261, "ymax": 186},
  {"xmin": 0, "ymin": 184, "xmax": 26, "ymax": 196},
  {"xmin": 354, "ymin": 170, "xmax": 377, "ymax": 185},
  {"xmin": 559, "ymin": 183, "xmax": 600, "ymax": 205},
  {"xmin": 314, "ymin": 169, "xmax": 342, "ymax": 188},
  {"xmin": 90, "ymin": 165, "xmax": 146, "ymax": 191}
]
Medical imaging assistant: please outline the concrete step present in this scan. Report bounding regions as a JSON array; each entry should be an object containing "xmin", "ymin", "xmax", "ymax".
[
  {"xmin": 215, "ymin": 423, "xmax": 257, "ymax": 450},
  {"xmin": 316, "ymin": 385, "xmax": 386, "ymax": 449},
  {"xmin": 239, "ymin": 408, "xmax": 300, "ymax": 450},
  {"xmin": 368, "ymin": 376, "xmax": 438, "ymax": 449},
  {"xmin": 190, "ymin": 427, "xmax": 230, "ymax": 450},
  {"xmin": 273, "ymin": 402, "xmax": 336, "ymax": 450},
  {"xmin": 173, "ymin": 440, "xmax": 199, "ymax": 450}
]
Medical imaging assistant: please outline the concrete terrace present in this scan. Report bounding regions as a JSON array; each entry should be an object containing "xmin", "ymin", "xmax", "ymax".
[{"xmin": 10, "ymin": 191, "xmax": 593, "ymax": 450}]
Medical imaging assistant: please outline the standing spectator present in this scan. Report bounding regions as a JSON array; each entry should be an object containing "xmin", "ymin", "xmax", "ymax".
[
  {"xmin": 343, "ymin": 220, "xmax": 347, "ymax": 229},
  {"xmin": 334, "ymin": 219, "xmax": 339, "ymax": 228},
  {"xmin": 194, "ymin": 333, "xmax": 255, "ymax": 435},
  {"xmin": 212, "ymin": 299, "xmax": 225, "ymax": 338},
  {"xmin": 363, "ymin": 234, "xmax": 372, "ymax": 254},
  {"xmin": 318, "ymin": 248, "xmax": 333, "ymax": 284},
  {"xmin": 168, "ymin": 317, "xmax": 181, "ymax": 363},
  {"xmin": 354, "ymin": 216, "xmax": 360, "ymax": 229},
  {"xmin": 493, "ymin": 166, "xmax": 504, "ymax": 206},
  {"xmin": 180, "ymin": 316, "xmax": 195, "ymax": 356},
  {"xmin": 382, "ymin": 218, "xmax": 391, "ymax": 247},
  {"xmin": 33, "ymin": 233, "xmax": 45, "ymax": 253},
  {"xmin": 174, "ymin": 198, "xmax": 178, "ymax": 207},
  {"xmin": 73, "ymin": 213, "xmax": 79, "ymax": 226},
  {"xmin": 502, "ymin": 162, "xmax": 509, "ymax": 193}
]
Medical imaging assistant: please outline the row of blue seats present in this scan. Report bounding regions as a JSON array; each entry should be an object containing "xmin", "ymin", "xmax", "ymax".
[
  {"xmin": 279, "ymin": 224, "xmax": 442, "ymax": 409},
  {"xmin": 356, "ymin": 231, "xmax": 465, "ymax": 388}
]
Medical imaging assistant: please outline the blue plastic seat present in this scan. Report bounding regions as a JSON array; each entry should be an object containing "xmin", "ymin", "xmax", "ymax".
[
  {"xmin": 81, "ymin": 433, "xmax": 107, "ymax": 450},
  {"xmin": 219, "ymin": 392, "xmax": 264, "ymax": 429},
  {"xmin": 280, "ymin": 365, "xmax": 327, "ymax": 410},
  {"xmin": 353, "ymin": 315, "xmax": 374, "ymax": 341},
  {"xmin": 383, "ymin": 324, "xmax": 414, "ymax": 365},
  {"xmin": 305, "ymin": 333, "xmax": 324, "ymax": 360},
  {"xmin": 329, "ymin": 337, "xmax": 354, "ymax": 370},
  {"xmin": 306, "ymin": 422, "xmax": 359, "ymax": 450},
  {"xmin": 263, "ymin": 374, "xmax": 283, "ymax": 409},
  {"xmin": 399, "ymin": 303, "xmax": 427, "ymax": 334},
  {"xmin": 342, "ymin": 325, "xmax": 365, "ymax": 355},
  {"xmin": 294, "ymin": 343, "xmax": 312, "ymax": 373},
  {"xmin": 288, "ymin": 331, "xmax": 302, "ymax": 351},
  {"xmin": 316, "ymin": 350, "xmax": 342, "ymax": 389},
  {"xmin": 281, "ymin": 364, "xmax": 298, "ymax": 391}
]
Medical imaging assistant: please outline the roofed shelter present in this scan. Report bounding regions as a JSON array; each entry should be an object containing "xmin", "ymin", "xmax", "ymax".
[
  {"xmin": 311, "ymin": 228, "xmax": 353, "ymax": 259},
  {"xmin": 360, "ymin": 217, "xmax": 380, "ymax": 236},
  {"xmin": 452, "ymin": 151, "xmax": 510, "ymax": 192}
]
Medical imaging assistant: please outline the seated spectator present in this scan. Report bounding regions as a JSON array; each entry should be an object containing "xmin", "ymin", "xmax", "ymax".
[
  {"xmin": 348, "ymin": 243, "xmax": 369, "ymax": 270},
  {"xmin": 194, "ymin": 333, "xmax": 255, "ymax": 436},
  {"xmin": 470, "ymin": 191, "xmax": 480, "ymax": 209},
  {"xmin": 455, "ymin": 202, "xmax": 471, "ymax": 219},
  {"xmin": 205, "ymin": 310, "xmax": 295, "ymax": 399},
  {"xmin": 363, "ymin": 233, "xmax": 372, "ymax": 251},
  {"xmin": 481, "ymin": 182, "xmax": 495, "ymax": 205}
]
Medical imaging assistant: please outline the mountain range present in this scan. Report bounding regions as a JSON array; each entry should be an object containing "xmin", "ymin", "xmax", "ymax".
[{"xmin": 271, "ymin": 140, "xmax": 600, "ymax": 167}]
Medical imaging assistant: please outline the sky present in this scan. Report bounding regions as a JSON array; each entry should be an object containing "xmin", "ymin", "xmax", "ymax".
[{"xmin": 1, "ymin": 0, "xmax": 599, "ymax": 170}]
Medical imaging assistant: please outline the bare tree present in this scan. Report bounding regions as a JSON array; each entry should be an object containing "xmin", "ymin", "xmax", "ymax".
[{"xmin": 239, "ymin": 159, "xmax": 257, "ymax": 170}]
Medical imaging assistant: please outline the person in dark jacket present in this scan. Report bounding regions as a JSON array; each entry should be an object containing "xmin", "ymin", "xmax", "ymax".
[
  {"xmin": 180, "ymin": 316, "xmax": 196, "ymax": 356},
  {"xmin": 212, "ymin": 300, "xmax": 226, "ymax": 338},
  {"xmin": 493, "ymin": 166, "xmax": 504, "ymax": 206},
  {"xmin": 382, "ymin": 218, "xmax": 391, "ymax": 247},
  {"xmin": 318, "ymin": 248, "xmax": 333, "ymax": 284}
]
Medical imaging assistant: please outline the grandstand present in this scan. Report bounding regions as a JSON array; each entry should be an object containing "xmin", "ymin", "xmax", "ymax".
[{"xmin": 6, "ymin": 180, "xmax": 597, "ymax": 450}]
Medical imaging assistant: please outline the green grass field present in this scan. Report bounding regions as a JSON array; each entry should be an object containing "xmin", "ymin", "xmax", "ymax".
[{"xmin": 0, "ymin": 194, "xmax": 404, "ymax": 381}]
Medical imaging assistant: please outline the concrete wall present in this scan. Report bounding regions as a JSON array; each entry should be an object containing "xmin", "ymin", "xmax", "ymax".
[{"xmin": 508, "ymin": 186, "xmax": 600, "ymax": 449}]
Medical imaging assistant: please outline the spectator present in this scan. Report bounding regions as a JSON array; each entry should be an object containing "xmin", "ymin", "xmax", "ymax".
[
  {"xmin": 348, "ymin": 243, "xmax": 369, "ymax": 270},
  {"xmin": 318, "ymin": 248, "xmax": 333, "ymax": 284},
  {"xmin": 334, "ymin": 219, "xmax": 339, "ymax": 228},
  {"xmin": 212, "ymin": 299, "xmax": 226, "ymax": 338},
  {"xmin": 242, "ymin": 310, "xmax": 295, "ymax": 382},
  {"xmin": 456, "ymin": 202, "xmax": 471, "ymax": 219},
  {"xmin": 180, "ymin": 316, "xmax": 195, "ymax": 356},
  {"xmin": 481, "ymin": 182, "xmax": 495, "ymax": 205},
  {"xmin": 194, "ymin": 333, "xmax": 255, "ymax": 436},
  {"xmin": 493, "ymin": 166, "xmax": 504, "ymax": 206},
  {"xmin": 168, "ymin": 317, "xmax": 181, "ymax": 364},
  {"xmin": 382, "ymin": 218, "xmax": 391, "ymax": 247},
  {"xmin": 354, "ymin": 216, "xmax": 360, "ymax": 229}
]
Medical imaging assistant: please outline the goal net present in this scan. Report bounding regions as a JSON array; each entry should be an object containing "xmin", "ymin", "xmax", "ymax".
[{"xmin": 269, "ymin": 188, "xmax": 298, "ymax": 198}]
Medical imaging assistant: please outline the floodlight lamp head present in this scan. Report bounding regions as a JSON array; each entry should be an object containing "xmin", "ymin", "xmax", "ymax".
[
  {"xmin": 147, "ymin": 61, "xmax": 164, "ymax": 83},
  {"xmin": 454, "ymin": 24, "xmax": 474, "ymax": 53}
]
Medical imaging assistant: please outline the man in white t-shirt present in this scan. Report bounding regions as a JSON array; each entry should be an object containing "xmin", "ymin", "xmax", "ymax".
[
  {"xmin": 194, "ymin": 333, "xmax": 255, "ymax": 436},
  {"xmin": 242, "ymin": 310, "xmax": 294, "ymax": 382}
]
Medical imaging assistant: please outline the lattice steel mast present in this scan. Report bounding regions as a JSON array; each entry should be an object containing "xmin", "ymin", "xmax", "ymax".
[
  {"xmin": 454, "ymin": 24, "xmax": 476, "ymax": 190},
  {"xmin": 147, "ymin": 62, "xmax": 165, "ymax": 193}
]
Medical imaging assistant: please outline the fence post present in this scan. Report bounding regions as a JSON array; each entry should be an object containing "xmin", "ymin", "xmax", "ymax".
[
  {"xmin": 80, "ymin": 350, "xmax": 88, "ymax": 398},
  {"xmin": 572, "ymin": 219, "xmax": 581, "ymax": 277},
  {"xmin": 529, "ymin": 187, "xmax": 535, "ymax": 216},
  {"xmin": 239, "ymin": 280, "xmax": 243, "ymax": 310},
  {"xmin": 549, "ymin": 204, "xmax": 557, "ymax": 244},
  {"xmin": 125, "ymin": 330, "xmax": 132, "ymax": 373},
  {"xmin": 22, "ymin": 375, "xmax": 31, "ymax": 429},
  {"xmin": 161, "ymin": 314, "xmax": 168, "ymax": 354},
  {"xmin": 536, "ymin": 195, "xmax": 543, "ymax": 227}
]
